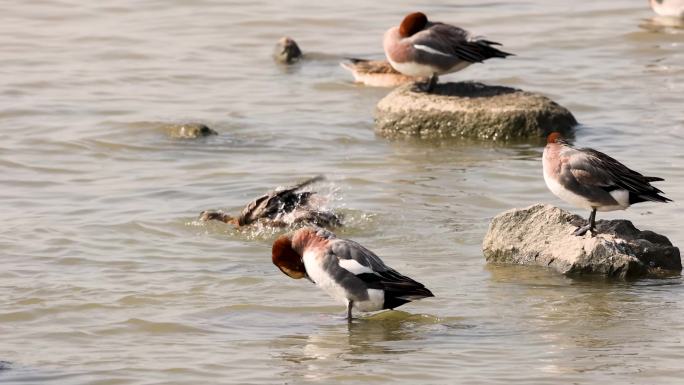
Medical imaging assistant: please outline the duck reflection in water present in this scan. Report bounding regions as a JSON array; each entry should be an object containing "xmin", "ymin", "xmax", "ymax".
[
  {"xmin": 486, "ymin": 264, "xmax": 674, "ymax": 375},
  {"xmin": 274, "ymin": 312, "xmax": 436, "ymax": 381},
  {"xmin": 274, "ymin": 310, "xmax": 471, "ymax": 383}
]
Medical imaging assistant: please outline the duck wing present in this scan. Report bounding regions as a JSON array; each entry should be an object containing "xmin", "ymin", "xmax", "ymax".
[
  {"xmin": 330, "ymin": 239, "xmax": 434, "ymax": 308},
  {"xmin": 238, "ymin": 176, "xmax": 325, "ymax": 225},
  {"xmin": 412, "ymin": 23, "xmax": 512, "ymax": 63},
  {"xmin": 565, "ymin": 146, "xmax": 670, "ymax": 203}
]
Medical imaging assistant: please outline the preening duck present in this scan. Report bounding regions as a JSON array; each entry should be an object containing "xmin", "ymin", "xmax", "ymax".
[
  {"xmin": 272, "ymin": 227, "xmax": 434, "ymax": 320},
  {"xmin": 383, "ymin": 12, "xmax": 512, "ymax": 92}
]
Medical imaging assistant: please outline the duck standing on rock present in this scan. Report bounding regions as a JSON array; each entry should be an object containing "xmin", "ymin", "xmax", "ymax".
[
  {"xmin": 543, "ymin": 132, "xmax": 671, "ymax": 236},
  {"xmin": 383, "ymin": 11, "xmax": 513, "ymax": 93},
  {"xmin": 199, "ymin": 176, "xmax": 341, "ymax": 229},
  {"xmin": 272, "ymin": 227, "xmax": 434, "ymax": 320}
]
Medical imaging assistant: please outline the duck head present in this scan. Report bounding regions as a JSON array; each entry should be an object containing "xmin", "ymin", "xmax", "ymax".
[
  {"xmin": 198, "ymin": 210, "xmax": 240, "ymax": 225},
  {"xmin": 272, "ymin": 234, "xmax": 308, "ymax": 279},
  {"xmin": 399, "ymin": 12, "xmax": 428, "ymax": 38}
]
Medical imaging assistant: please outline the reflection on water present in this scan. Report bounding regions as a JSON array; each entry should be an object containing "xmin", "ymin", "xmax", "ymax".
[
  {"xmin": 640, "ymin": 16, "xmax": 684, "ymax": 31},
  {"xmin": 487, "ymin": 264, "xmax": 684, "ymax": 377},
  {"xmin": 276, "ymin": 311, "xmax": 466, "ymax": 382}
]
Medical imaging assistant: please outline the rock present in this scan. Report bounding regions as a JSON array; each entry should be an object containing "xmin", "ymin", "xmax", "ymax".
[
  {"xmin": 374, "ymin": 82, "xmax": 577, "ymax": 140},
  {"xmin": 273, "ymin": 36, "xmax": 303, "ymax": 64},
  {"xmin": 482, "ymin": 203, "xmax": 681, "ymax": 279},
  {"xmin": 165, "ymin": 123, "xmax": 218, "ymax": 139}
]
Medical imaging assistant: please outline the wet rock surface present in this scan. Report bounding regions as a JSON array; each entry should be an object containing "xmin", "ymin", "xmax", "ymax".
[
  {"xmin": 482, "ymin": 204, "xmax": 681, "ymax": 279},
  {"xmin": 375, "ymin": 82, "xmax": 577, "ymax": 140},
  {"xmin": 164, "ymin": 123, "xmax": 218, "ymax": 139}
]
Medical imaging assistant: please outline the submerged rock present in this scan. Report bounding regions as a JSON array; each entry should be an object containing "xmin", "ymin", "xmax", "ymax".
[
  {"xmin": 482, "ymin": 204, "xmax": 681, "ymax": 279},
  {"xmin": 375, "ymin": 82, "xmax": 577, "ymax": 140},
  {"xmin": 165, "ymin": 123, "xmax": 218, "ymax": 139},
  {"xmin": 273, "ymin": 36, "xmax": 303, "ymax": 64}
]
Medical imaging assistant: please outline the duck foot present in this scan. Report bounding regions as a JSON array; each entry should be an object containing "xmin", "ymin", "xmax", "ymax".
[
  {"xmin": 410, "ymin": 73, "xmax": 438, "ymax": 93},
  {"xmin": 572, "ymin": 207, "xmax": 597, "ymax": 237},
  {"xmin": 572, "ymin": 224, "xmax": 596, "ymax": 237}
]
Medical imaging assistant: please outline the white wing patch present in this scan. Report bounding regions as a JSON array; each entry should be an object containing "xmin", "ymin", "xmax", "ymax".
[
  {"xmin": 339, "ymin": 259, "xmax": 373, "ymax": 275},
  {"xmin": 414, "ymin": 44, "xmax": 452, "ymax": 57}
]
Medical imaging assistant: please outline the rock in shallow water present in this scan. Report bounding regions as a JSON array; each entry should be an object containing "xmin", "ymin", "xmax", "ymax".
[
  {"xmin": 273, "ymin": 36, "xmax": 303, "ymax": 64},
  {"xmin": 375, "ymin": 82, "xmax": 577, "ymax": 140},
  {"xmin": 482, "ymin": 204, "xmax": 681, "ymax": 279},
  {"xmin": 165, "ymin": 123, "xmax": 218, "ymax": 139}
]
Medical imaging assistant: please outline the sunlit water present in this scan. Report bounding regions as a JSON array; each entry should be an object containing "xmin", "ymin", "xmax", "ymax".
[{"xmin": 1, "ymin": 1, "xmax": 683, "ymax": 384}]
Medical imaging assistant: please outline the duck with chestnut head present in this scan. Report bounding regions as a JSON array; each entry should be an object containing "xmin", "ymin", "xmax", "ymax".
[
  {"xmin": 543, "ymin": 132, "xmax": 671, "ymax": 236},
  {"xmin": 272, "ymin": 227, "xmax": 434, "ymax": 321},
  {"xmin": 383, "ymin": 12, "xmax": 513, "ymax": 92}
]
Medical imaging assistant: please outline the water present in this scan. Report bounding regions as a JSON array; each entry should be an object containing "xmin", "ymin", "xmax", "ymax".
[{"xmin": 1, "ymin": 1, "xmax": 683, "ymax": 384}]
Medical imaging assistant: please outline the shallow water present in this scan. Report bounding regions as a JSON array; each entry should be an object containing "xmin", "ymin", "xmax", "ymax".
[{"xmin": 1, "ymin": 1, "xmax": 683, "ymax": 384}]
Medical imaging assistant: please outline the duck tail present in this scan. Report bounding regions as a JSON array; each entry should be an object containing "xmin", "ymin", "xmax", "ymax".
[
  {"xmin": 382, "ymin": 281, "xmax": 434, "ymax": 310},
  {"xmin": 473, "ymin": 39, "xmax": 514, "ymax": 59}
]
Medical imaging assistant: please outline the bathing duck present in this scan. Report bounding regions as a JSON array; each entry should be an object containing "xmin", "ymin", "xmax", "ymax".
[{"xmin": 199, "ymin": 176, "xmax": 341, "ymax": 228}]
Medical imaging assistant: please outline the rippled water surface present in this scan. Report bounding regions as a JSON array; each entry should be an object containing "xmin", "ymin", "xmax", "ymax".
[{"xmin": 2, "ymin": 1, "xmax": 683, "ymax": 384}]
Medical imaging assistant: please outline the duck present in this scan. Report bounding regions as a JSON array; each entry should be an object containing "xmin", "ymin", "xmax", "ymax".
[
  {"xmin": 272, "ymin": 227, "xmax": 434, "ymax": 320},
  {"xmin": 649, "ymin": 0, "xmax": 684, "ymax": 18},
  {"xmin": 383, "ymin": 12, "xmax": 512, "ymax": 92},
  {"xmin": 542, "ymin": 132, "xmax": 671, "ymax": 236},
  {"xmin": 199, "ymin": 176, "xmax": 342, "ymax": 228},
  {"xmin": 340, "ymin": 58, "xmax": 427, "ymax": 87}
]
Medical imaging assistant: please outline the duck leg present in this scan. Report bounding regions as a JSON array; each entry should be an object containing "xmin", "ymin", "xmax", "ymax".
[
  {"xmin": 346, "ymin": 300, "xmax": 354, "ymax": 322},
  {"xmin": 411, "ymin": 73, "xmax": 438, "ymax": 93},
  {"xmin": 426, "ymin": 73, "xmax": 438, "ymax": 92},
  {"xmin": 572, "ymin": 208, "xmax": 597, "ymax": 237}
]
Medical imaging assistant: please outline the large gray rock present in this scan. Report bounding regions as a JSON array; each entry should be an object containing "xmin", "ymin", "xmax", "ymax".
[
  {"xmin": 375, "ymin": 82, "xmax": 577, "ymax": 140},
  {"xmin": 482, "ymin": 204, "xmax": 681, "ymax": 279}
]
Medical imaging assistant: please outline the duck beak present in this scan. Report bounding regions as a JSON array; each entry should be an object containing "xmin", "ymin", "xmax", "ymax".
[{"xmin": 305, "ymin": 273, "xmax": 315, "ymax": 284}]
